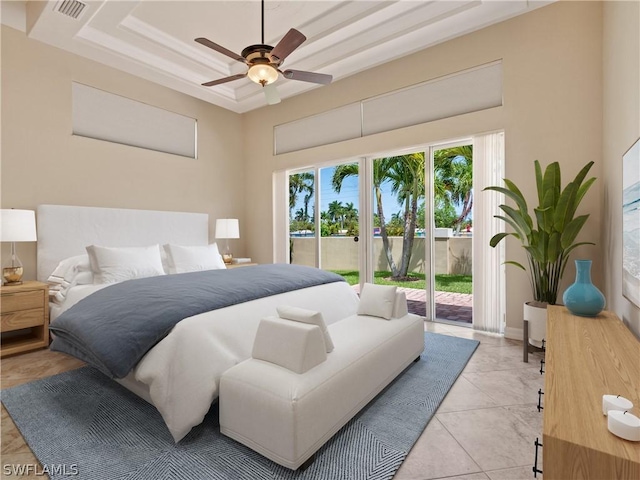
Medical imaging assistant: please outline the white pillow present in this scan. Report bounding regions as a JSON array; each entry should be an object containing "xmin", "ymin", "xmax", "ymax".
[
  {"xmin": 277, "ymin": 305, "xmax": 334, "ymax": 353},
  {"xmin": 357, "ymin": 283, "xmax": 397, "ymax": 320},
  {"xmin": 86, "ymin": 245, "xmax": 165, "ymax": 284},
  {"xmin": 252, "ymin": 317, "xmax": 327, "ymax": 374},
  {"xmin": 163, "ymin": 244, "xmax": 226, "ymax": 274},
  {"xmin": 392, "ymin": 291, "xmax": 409, "ymax": 318},
  {"xmin": 47, "ymin": 254, "xmax": 92, "ymax": 303}
]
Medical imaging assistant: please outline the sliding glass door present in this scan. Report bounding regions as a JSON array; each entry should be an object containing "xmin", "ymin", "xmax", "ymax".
[
  {"xmin": 287, "ymin": 162, "xmax": 361, "ymax": 283},
  {"xmin": 280, "ymin": 134, "xmax": 505, "ymax": 332},
  {"xmin": 288, "ymin": 169, "xmax": 315, "ymax": 267},
  {"xmin": 319, "ymin": 163, "xmax": 360, "ymax": 283}
]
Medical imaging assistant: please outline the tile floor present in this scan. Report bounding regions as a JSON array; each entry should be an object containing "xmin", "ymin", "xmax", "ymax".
[
  {"xmin": 395, "ymin": 321, "xmax": 545, "ymax": 480},
  {"xmin": 1, "ymin": 323, "xmax": 543, "ymax": 480}
]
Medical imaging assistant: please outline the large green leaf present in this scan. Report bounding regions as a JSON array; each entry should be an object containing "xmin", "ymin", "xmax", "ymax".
[
  {"xmin": 553, "ymin": 181, "xmax": 578, "ymax": 231},
  {"xmin": 560, "ymin": 214, "xmax": 590, "ymax": 249},
  {"xmin": 524, "ymin": 244, "xmax": 544, "ymax": 264},
  {"xmin": 489, "ymin": 232, "xmax": 510, "ymax": 247},
  {"xmin": 547, "ymin": 232, "xmax": 562, "ymax": 262},
  {"xmin": 542, "ymin": 162, "xmax": 561, "ymax": 207},
  {"xmin": 484, "ymin": 185, "xmax": 532, "ymax": 228},
  {"xmin": 573, "ymin": 177, "xmax": 596, "ymax": 215},
  {"xmin": 500, "ymin": 205, "xmax": 532, "ymax": 238},
  {"xmin": 494, "ymin": 215, "xmax": 524, "ymax": 240},
  {"xmin": 484, "ymin": 186, "xmax": 528, "ymax": 214},
  {"xmin": 537, "ymin": 230, "xmax": 549, "ymax": 264},
  {"xmin": 534, "ymin": 208, "xmax": 547, "ymax": 233},
  {"xmin": 504, "ymin": 260, "xmax": 526, "ymax": 270},
  {"xmin": 534, "ymin": 161, "xmax": 544, "ymax": 206},
  {"xmin": 572, "ymin": 161, "xmax": 595, "ymax": 188}
]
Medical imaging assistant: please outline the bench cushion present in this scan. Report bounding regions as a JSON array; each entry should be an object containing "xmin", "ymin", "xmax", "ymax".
[
  {"xmin": 357, "ymin": 283, "xmax": 397, "ymax": 319},
  {"xmin": 276, "ymin": 305, "xmax": 334, "ymax": 352},
  {"xmin": 251, "ymin": 317, "xmax": 327, "ymax": 374}
]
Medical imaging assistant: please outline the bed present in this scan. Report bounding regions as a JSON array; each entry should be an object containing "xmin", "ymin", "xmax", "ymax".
[{"xmin": 37, "ymin": 205, "xmax": 360, "ymax": 442}]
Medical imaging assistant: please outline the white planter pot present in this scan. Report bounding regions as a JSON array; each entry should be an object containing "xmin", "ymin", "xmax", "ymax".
[{"xmin": 524, "ymin": 301, "xmax": 548, "ymax": 348}]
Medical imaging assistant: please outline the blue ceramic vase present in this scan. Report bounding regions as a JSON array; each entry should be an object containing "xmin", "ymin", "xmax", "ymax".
[{"xmin": 562, "ymin": 259, "xmax": 605, "ymax": 317}]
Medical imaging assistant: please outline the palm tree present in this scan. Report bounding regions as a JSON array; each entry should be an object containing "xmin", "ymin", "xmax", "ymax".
[
  {"xmin": 327, "ymin": 200, "xmax": 344, "ymax": 228},
  {"xmin": 386, "ymin": 153, "xmax": 425, "ymax": 276},
  {"xmin": 289, "ymin": 172, "xmax": 314, "ymax": 220},
  {"xmin": 343, "ymin": 202, "xmax": 358, "ymax": 223},
  {"xmin": 332, "ymin": 156, "xmax": 423, "ymax": 279},
  {"xmin": 434, "ymin": 146, "xmax": 473, "ymax": 230}
]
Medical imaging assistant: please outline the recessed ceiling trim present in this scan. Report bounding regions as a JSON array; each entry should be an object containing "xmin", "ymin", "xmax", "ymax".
[
  {"xmin": 77, "ymin": 25, "xmax": 239, "ymax": 99},
  {"xmin": 16, "ymin": 0, "xmax": 555, "ymax": 113},
  {"xmin": 119, "ymin": 15, "xmax": 232, "ymax": 76}
]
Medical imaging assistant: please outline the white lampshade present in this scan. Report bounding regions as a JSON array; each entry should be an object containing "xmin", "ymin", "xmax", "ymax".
[
  {"xmin": 0, "ymin": 210, "xmax": 37, "ymax": 242},
  {"xmin": 215, "ymin": 219, "xmax": 240, "ymax": 239}
]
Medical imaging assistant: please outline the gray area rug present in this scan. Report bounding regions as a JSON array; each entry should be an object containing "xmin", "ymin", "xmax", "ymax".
[{"xmin": 2, "ymin": 332, "xmax": 479, "ymax": 480}]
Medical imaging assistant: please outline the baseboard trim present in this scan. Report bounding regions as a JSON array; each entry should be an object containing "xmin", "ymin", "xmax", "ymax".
[{"xmin": 504, "ymin": 327, "xmax": 523, "ymax": 341}]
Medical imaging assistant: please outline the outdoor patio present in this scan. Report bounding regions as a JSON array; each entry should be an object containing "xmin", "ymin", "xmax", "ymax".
[{"xmin": 351, "ymin": 285, "xmax": 472, "ymax": 324}]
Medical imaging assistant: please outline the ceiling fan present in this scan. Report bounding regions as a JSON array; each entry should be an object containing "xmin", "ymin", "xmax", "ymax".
[{"xmin": 195, "ymin": 0, "xmax": 332, "ymax": 105}]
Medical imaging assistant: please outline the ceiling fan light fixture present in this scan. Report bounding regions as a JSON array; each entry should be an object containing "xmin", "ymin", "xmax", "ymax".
[{"xmin": 247, "ymin": 63, "xmax": 279, "ymax": 86}]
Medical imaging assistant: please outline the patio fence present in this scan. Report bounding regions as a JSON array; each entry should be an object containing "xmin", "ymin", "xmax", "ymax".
[{"xmin": 290, "ymin": 236, "xmax": 472, "ymax": 275}]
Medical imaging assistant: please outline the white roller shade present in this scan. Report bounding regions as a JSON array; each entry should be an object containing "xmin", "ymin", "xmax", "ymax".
[
  {"xmin": 274, "ymin": 62, "xmax": 503, "ymax": 155},
  {"xmin": 362, "ymin": 62, "xmax": 503, "ymax": 136},
  {"xmin": 72, "ymin": 83, "xmax": 197, "ymax": 158},
  {"xmin": 274, "ymin": 103, "xmax": 361, "ymax": 155}
]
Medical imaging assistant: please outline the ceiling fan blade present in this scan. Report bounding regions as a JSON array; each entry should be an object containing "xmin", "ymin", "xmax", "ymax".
[
  {"xmin": 202, "ymin": 73, "xmax": 247, "ymax": 87},
  {"xmin": 283, "ymin": 69, "xmax": 332, "ymax": 85},
  {"xmin": 270, "ymin": 28, "xmax": 306, "ymax": 63},
  {"xmin": 195, "ymin": 37, "xmax": 246, "ymax": 64},
  {"xmin": 263, "ymin": 84, "xmax": 281, "ymax": 105}
]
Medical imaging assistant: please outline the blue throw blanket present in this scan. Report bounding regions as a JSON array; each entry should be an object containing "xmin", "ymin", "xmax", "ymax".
[{"xmin": 49, "ymin": 264, "xmax": 344, "ymax": 378}]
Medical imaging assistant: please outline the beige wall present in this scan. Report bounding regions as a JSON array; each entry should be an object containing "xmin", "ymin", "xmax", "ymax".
[
  {"xmin": 0, "ymin": 26, "xmax": 246, "ymax": 279},
  {"xmin": 602, "ymin": 1, "xmax": 640, "ymax": 337},
  {"xmin": 242, "ymin": 1, "xmax": 604, "ymax": 336}
]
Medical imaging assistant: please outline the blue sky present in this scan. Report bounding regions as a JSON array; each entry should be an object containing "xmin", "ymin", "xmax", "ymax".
[
  {"xmin": 291, "ymin": 166, "xmax": 404, "ymax": 219},
  {"xmin": 291, "ymin": 165, "xmax": 469, "ymax": 220}
]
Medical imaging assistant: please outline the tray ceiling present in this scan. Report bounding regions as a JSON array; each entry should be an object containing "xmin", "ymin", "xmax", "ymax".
[{"xmin": 3, "ymin": 1, "xmax": 553, "ymax": 113}]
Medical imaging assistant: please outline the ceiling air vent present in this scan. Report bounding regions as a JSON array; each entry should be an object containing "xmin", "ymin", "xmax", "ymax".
[{"xmin": 56, "ymin": 0, "xmax": 87, "ymax": 20}]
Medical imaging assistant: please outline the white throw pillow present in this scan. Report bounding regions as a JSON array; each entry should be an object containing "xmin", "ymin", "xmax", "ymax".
[
  {"xmin": 86, "ymin": 245, "xmax": 165, "ymax": 284},
  {"xmin": 47, "ymin": 254, "xmax": 92, "ymax": 303},
  {"xmin": 163, "ymin": 244, "xmax": 227, "ymax": 274},
  {"xmin": 277, "ymin": 305, "xmax": 334, "ymax": 353},
  {"xmin": 357, "ymin": 283, "xmax": 397, "ymax": 320},
  {"xmin": 252, "ymin": 317, "xmax": 327, "ymax": 374}
]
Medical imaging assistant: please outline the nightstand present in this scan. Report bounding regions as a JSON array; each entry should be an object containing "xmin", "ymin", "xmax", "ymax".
[
  {"xmin": 1, "ymin": 281, "xmax": 49, "ymax": 357},
  {"xmin": 226, "ymin": 263, "xmax": 258, "ymax": 269}
]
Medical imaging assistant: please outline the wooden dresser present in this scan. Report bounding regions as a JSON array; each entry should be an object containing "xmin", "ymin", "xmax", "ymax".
[
  {"xmin": 544, "ymin": 306, "xmax": 640, "ymax": 479},
  {"xmin": 0, "ymin": 281, "xmax": 49, "ymax": 357}
]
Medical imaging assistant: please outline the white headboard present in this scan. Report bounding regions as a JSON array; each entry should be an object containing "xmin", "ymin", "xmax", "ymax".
[{"xmin": 36, "ymin": 205, "xmax": 209, "ymax": 282}]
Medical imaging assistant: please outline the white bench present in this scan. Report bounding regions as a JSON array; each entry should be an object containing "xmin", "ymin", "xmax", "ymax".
[{"xmin": 219, "ymin": 286, "xmax": 424, "ymax": 470}]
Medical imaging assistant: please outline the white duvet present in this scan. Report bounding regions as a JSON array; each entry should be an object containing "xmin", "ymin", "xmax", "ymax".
[{"xmin": 52, "ymin": 282, "xmax": 360, "ymax": 442}]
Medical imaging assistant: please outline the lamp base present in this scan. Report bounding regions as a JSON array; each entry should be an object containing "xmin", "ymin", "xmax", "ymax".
[
  {"xmin": 222, "ymin": 254, "xmax": 233, "ymax": 265},
  {"xmin": 3, "ymin": 266, "xmax": 24, "ymax": 286}
]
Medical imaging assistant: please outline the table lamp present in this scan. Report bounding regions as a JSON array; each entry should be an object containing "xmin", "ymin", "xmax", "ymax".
[
  {"xmin": 0, "ymin": 209, "xmax": 37, "ymax": 285},
  {"xmin": 215, "ymin": 218, "xmax": 239, "ymax": 264}
]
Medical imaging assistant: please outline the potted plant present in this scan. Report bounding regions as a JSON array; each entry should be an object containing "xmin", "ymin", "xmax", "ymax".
[{"xmin": 484, "ymin": 160, "xmax": 596, "ymax": 347}]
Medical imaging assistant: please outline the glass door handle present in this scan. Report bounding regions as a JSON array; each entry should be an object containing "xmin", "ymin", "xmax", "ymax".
[{"xmin": 353, "ymin": 236, "xmax": 359, "ymax": 242}]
